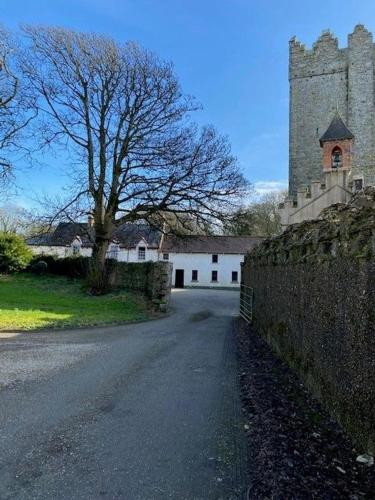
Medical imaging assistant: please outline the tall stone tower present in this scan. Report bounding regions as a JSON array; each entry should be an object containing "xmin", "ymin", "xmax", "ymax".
[{"xmin": 289, "ymin": 24, "xmax": 375, "ymax": 198}]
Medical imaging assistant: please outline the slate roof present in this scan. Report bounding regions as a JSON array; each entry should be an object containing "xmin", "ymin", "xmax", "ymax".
[
  {"xmin": 160, "ymin": 235, "xmax": 263, "ymax": 254},
  {"xmin": 28, "ymin": 223, "xmax": 162, "ymax": 249},
  {"xmin": 29, "ymin": 222, "xmax": 262, "ymax": 255},
  {"xmin": 113, "ymin": 224, "xmax": 161, "ymax": 248},
  {"xmin": 319, "ymin": 113, "xmax": 354, "ymax": 146}
]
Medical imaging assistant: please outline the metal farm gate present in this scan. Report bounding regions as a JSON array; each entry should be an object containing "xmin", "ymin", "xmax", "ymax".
[{"xmin": 239, "ymin": 284, "xmax": 253, "ymax": 323}]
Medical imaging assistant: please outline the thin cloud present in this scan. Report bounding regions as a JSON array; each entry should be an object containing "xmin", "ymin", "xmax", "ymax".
[{"xmin": 254, "ymin": 180, "xmax": 288, "ymax": 195}]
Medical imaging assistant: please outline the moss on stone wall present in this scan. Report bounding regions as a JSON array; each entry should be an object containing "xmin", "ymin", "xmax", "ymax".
[
  {"xmin": 248, "ymin": 187, "xmax": 375, "ymax": 268},
  {"xmin": 242, "ymin": 188, "xmax": 375, "ymax": 452}
]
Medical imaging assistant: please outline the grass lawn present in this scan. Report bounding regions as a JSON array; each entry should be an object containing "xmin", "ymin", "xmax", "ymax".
[{"xmin": 0, "ymin": 273, "xmax": 149, "ymax": 331}]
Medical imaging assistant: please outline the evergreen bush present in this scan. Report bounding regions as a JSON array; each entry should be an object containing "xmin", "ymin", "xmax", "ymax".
[{"xmin": 0, "ymin": 232, "xmax": 33, "ymax": 273}]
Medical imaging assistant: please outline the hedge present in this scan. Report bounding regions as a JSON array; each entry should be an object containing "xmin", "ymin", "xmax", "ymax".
[{"xmin": 29, "ymin": 254, "xmax": 90, "ymax": 278}]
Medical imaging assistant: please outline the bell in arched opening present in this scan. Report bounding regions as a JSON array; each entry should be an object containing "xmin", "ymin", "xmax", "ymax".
[{"xmin": 331, "ymin": 146, "xmax": 343, "ymax": 168}]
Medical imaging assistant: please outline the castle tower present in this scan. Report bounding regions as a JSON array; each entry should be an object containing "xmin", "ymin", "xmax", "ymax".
[
  {"xmin": 347, "ymin": 25, "xmax": 375, "ymax": 184},
  {"xmin": 289, "ymin": 25, "xmax": 375, "ymax": 198}
]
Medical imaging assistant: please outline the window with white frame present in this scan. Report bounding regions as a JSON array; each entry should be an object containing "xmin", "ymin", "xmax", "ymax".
[
  {"xmin": 108, "ymin": 244, "xmax": 120, "ymax": 260},
  {"xmin": 163, "ymin": 253, "xmax": 169, "ymax": 261},
  {"xmin": 232, "ymin": 271, "xmax": 238, "ymax": 283},
  {"xmin": 138, "ymin": 246, "xmax": 146, "ymax": 260},
  {"xmin": 211, "ymin": 270, "xmax": 218, "ymax": 282},
  {"xmin": 192, "ymin": 270, "xmax": 198, "ymax": 281}
]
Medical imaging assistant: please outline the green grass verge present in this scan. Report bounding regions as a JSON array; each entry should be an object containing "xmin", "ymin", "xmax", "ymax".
[{"xmin": 0, "ymin": 273, "xmax": 149, "ymax": 331}]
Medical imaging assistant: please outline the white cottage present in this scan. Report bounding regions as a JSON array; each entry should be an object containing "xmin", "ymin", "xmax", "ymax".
[
  {"xmin": 159, "ymin": 234, "xmax": 262, "ymax": 288},
  {"xmin": 27, "ymin": 222, "xmax": 162, "ymax": 262},
  {"xmin": 28, "ymin": 222, "xmax": 262, "ymax": 289}
]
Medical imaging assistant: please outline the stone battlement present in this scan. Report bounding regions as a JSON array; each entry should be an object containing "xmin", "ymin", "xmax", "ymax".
[{"xmin": 290, "ymin": 25, "xmax": 372, "ymax": 78}]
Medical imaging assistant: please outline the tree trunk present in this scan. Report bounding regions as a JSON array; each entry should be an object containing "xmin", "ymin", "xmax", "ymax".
[{"xmin": 88, "ymin": 237, "xmax": 110, "ymax": 294}]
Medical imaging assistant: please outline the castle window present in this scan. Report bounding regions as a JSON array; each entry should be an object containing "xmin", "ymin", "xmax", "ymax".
[
  {"xmin": 354, "ymin": 178, "xmax": 363, "ymax": 192},
  {"xmin": 331, "ymin": 146, "xmax": 343, "ymax": 168}
]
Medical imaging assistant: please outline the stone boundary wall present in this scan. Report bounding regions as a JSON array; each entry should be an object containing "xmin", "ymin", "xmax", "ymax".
[
  {"xmin": 109, "ymin": 261, "xmax": 172, "ymax": 310},
  {"xmin": 29, "ymin": 255, "xmax": 172, "ymax": 310},
  {"xmin": 242, "ymin": 189, "xmax": 375, "ymax": 452}
]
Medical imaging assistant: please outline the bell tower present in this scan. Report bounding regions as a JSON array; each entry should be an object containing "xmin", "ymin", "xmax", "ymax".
[
  {"xmin": 279, "ymin": 111, "xmax": 355, "ymax": 228},
  {"xmin": 319, "ymin": 112, "xmax": 354, "ymax": 172}
]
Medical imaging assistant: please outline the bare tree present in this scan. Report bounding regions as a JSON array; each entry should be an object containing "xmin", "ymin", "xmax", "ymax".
[
  {"xmin": 0, "ymin": 203, "xmax": 28, "ymax": 233},
  {"xmin": 21, "ymin": 26, "xmax": 246, "ymax": 292},
  {"xmin": 224, "ymin": 190, "xmax": 286, "ymax": 237},
  {"xmin": 0, "ymin": 26, "xmax": 35, "ymax": 188}
]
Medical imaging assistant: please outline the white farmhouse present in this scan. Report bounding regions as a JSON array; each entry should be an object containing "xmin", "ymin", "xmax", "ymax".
[
  {"xmin": 28, "ymin": 221, "xmax": 261, "ymax": 289},
  {"xmin": 159, "ymin": 235, "xmax": 262, "ymax": 288}
]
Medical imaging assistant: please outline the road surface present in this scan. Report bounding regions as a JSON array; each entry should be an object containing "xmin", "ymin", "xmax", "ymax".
[{"xmin": 0, "ymin": 289, "xmax": 248, "ymax": 499}]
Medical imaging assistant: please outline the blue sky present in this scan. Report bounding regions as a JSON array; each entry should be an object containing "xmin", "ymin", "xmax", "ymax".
[{"xmin": 1, "ymin": 0, "xmax": 375, "ymax": 206}]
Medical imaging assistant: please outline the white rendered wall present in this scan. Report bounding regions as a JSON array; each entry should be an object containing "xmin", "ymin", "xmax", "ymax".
[
  {"xmin": 29, "ymin": 245, "xmax": 91, "ymax": 258},
  {"xmin": 30, "ymin": 245, "xmax": 159, "ymax": 262},
  {"xmin": 165, "ymin": 253, "xmax": 243, "ymax": 288},
  {"xmin": 117, "ymin": 247, "xmax": 159, "ymax": 262}
]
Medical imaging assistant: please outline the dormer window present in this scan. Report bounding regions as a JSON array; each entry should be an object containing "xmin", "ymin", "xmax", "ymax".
[
  {"xmin": 71, "ymin": 236, "xmax": 82, "ymax": 256},
  {"xmin": 138, "ymin": 246, "xmax": 146, "ymax": 260},
  {"xmin": 331, "ymin": 146, "xmax": 342, "ymax": 168}
]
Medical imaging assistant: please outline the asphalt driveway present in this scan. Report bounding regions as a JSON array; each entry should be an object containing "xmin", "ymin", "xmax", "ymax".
[{"xmin": 0, "ymin": 289, "xmax": 248, "ymax": 499}]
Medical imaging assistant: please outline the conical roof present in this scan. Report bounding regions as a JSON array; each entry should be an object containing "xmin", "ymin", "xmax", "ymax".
[{"xmin": 319, "ymin": 113, "xmax": 354, "ymax": 146}]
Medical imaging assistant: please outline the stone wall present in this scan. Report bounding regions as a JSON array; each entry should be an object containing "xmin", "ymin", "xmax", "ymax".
[
  {"xmin": 30, "ymin": 255, "xmax": 172, "ymax": 311},
  {"xmin": 242, "ymin": 188, "xmax": 375, "ymax": 452},
  {"xmin": 289, "ymin": 25, "xmax": 375, "ymax": 197},
  {"xmin": 109, "ymin": 261, "xmax": 172, "ymax": 310}
]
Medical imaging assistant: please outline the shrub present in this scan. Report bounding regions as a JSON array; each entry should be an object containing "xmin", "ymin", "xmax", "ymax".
[
  {"xmin": 0, "ymin": 232, "xmax": 33, "ymax": 273},
  {"xmin": 29, "ymin": 254, "xmax": 89, "ymax": 278},
  {"xmin": 30, "ymin": 260, "xmax": 48, "ymax": 275}
]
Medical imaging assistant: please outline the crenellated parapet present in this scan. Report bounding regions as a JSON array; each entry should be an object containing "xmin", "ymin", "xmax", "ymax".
[
  {"xmin": 290, "ymin": 25, "xmax": 375, "ymax": 80},
  {"xmin": 312, "ymin": 29, "xmax": 339, "ymax": 54},
  {"xmin": 348, "ymin": 24, "xmax": 373, "ymax": 47},
  {"xmin": 279, "ymin": 168, "xmax": 354, "ymax": 228},
  {"xmin": 289, "ymin": 29, "xmax": 346, "ymax": 80}
]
